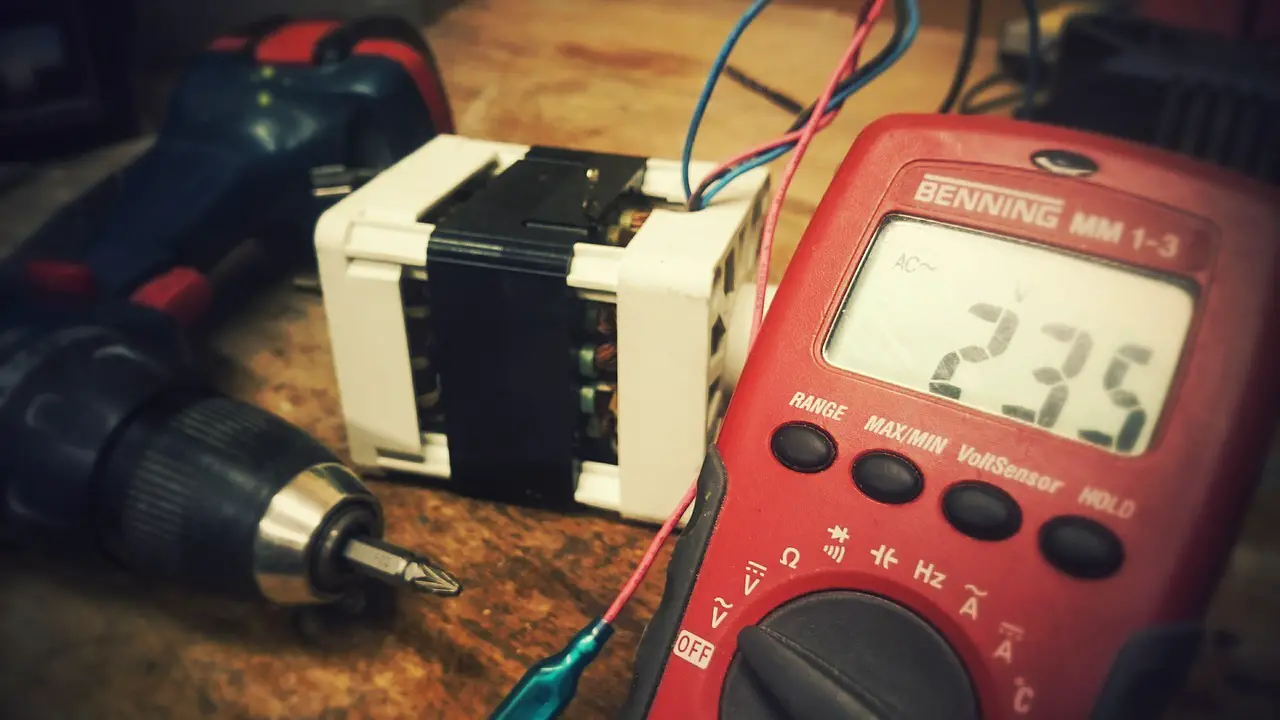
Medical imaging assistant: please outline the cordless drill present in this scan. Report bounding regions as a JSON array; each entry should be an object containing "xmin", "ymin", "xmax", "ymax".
[
  {"xmin": 0, "ymin": 16, "xmax": 460, "ymax": 604},
  {"xmin": 0, "ymin": 290, "xmax": 460, "ymax": 603},
  {"xmin": 15, "ymin": 15, "xmax": 453, "ymax": 325}
]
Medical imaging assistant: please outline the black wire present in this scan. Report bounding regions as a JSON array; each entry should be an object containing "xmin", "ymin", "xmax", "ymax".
[
  {"xmin": 957, "ymin": 70, "xmax": 1019, "ymax": 115},
  {"xmin": 962, "ymin": 90, "xmax": 1024, "ymax": 116},
  {"xmin": 724, "ymin": 64, "xmax": 806, "ymax": 115},
  {"xmin": 958, "ymin": 71, "xmax": 1008, "ymax": 106},
  {"xmin": 938, "ymin": 0, "xmax": 983, "ymax": 113},
  {"xmin": 1020, "ymin": 0, "xmax": 1041, "ymax": 113},
  {"xmin": 786, "ymin": 0, "xmax": 909, "ymax": 132}
]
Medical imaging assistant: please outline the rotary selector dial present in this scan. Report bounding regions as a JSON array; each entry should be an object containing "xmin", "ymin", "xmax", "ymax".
[{"xmin": 720, "ymin": 591, "xmax": 978, "ymax": 720}]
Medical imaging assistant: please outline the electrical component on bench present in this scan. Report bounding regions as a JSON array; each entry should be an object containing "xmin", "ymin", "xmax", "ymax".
[{"xmin": 315, "ymin": 136, "xmax": 769, "ymax": 522}]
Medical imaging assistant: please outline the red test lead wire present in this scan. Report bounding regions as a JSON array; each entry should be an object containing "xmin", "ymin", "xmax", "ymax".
[
  {"xmin": 492, "ymin": 9, "xmax": 888, "ymax": 720},
  {"xmin": 489, "ymin": 482, "xmax": 699, "ymax": 718},
  {"xmin": 752, "ymin": 0, "xmax": 887, "ymax": 342},
  {"xmin": 603, "ymin": 480, "xmax": 700, "ymax": 624},
  {"xmin": 688, "ymin": 0, "xmax": 876, "ymax": 209},
  {"xmin": 603, "ymin": 0, "xmax": 887, "ymax": 627},
  {"xmin": 691, "ymin": 112, "xmax": 840, "ymax": 204}
]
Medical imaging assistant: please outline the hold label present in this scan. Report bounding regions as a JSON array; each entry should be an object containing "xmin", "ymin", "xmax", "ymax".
[{"xmin": 1077, "ymin": 486, "xmax": 1137, "ymax": 519}]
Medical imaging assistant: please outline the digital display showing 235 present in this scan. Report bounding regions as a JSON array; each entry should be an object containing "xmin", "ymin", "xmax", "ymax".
[{"xmin": 824, "ymin": 216, "xmax": 1196, "ymax": 455}]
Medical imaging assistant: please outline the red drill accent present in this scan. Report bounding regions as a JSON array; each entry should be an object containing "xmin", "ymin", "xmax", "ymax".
[
  {"xmin": 354, "ymin": 39, "xmax": 456, "ymax": 134},
  {"xmin": 255, "ymin": 20, "xmax": 341, "ymax": 65},
  {"xmin": 130, "ymin": 268, "xmax": 212, "ymax": 327}
]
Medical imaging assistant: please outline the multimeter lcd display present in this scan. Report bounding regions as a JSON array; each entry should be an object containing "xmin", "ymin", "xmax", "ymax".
[{"xmin": 824, "ymin": 215, "xmax": 1195, "ymax": 455}]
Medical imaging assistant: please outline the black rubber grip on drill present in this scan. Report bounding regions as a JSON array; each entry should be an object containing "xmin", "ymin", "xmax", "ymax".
[
  {"xmin": 620, "ymin": 447, "xmax": 729, "ymax": 719},
  {"xmin": 97, "ymin": 393, "xmax": 339, "ymax": 600}
]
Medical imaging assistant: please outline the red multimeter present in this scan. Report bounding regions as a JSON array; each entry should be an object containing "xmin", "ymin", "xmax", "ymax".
[{"xmin": 621, "ymin": 114, "xmax": 1280, "ymax": 720}]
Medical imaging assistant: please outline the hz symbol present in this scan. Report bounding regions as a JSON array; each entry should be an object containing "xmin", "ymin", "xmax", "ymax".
[{"xmin": 823, "ymin": 545, "xmax": 846, "ymax": 563}]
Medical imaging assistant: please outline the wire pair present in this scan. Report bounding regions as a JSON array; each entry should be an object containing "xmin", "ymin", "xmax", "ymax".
[{"xmin": 681, "ymin": 0, "xmax": 921, "ymax": 211}]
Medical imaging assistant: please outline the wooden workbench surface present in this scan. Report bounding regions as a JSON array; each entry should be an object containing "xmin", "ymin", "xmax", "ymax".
[{"xmin": 2, "ymin": 1, "xmax": 1277, "ymax": 718}]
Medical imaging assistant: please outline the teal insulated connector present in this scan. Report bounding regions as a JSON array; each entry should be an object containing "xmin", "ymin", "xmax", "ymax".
[{"xmin": 490, "ymin": 617, "xmax": 615, "ymax": 720}]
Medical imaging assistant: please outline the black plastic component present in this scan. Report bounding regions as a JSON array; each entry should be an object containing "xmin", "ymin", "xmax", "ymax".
[
  {"xmin": 852, "ymin": 451, "xmax": 924, "ymax": 504},
  {"xmin": 942, "ymin": 481, "xmax": 1022, "ymax": 541},
  {"xmin": 620, "ymin": 448, "xmax": 729, "ymax": 720},
  {"xmin": 399, "ymin": 271, "xmax": 443, "ymax": 432},
  {"xmin": 99, "ymin": 394, "xmax": 341, "ymax": 599},
  {"xmin": 770, "ymin": 422, "xmax": 836, "ymax": 473},
  {"xmin": 425, "ymin": 255, "xmax": 576, "ymax": 504},
  {"xmin": 733, "ymin": 627, "xmax": 890, "ymax": 719},
  {"xmin": 1039, "ymin": 515, "xmax": 1125, "ymax": 579},
  {"xmin": 720, "ymin": 591, "xmax": 978, "ymax": 720},
  {"xmin": 1034, "ymin": 15, "xmax": 1280, "ymax": 185},
  {"xmin": 1031, "ymin": 149, "xmax": 1098, "ymax": 177},
  {"xmin": 419, "ymin": 163, "xmax": 497, "ymax": 226},
  {"xmin": 427, "ymin": 147, "xmax": 645, "ymax": 505},
  {"xmin": 1091, "ymin": 624, "xmax": 1203, "ymax": 720},
  {"xmin": 431, "ymin": 146, "xmax": 646, "ymax": 271}
]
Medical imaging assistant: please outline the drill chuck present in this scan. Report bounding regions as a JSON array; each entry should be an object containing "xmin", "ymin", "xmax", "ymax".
[
  {"xmin": 100, "ymin": 394, "xmax": 384, "ymax": 604},
  {"xmin": 258, "ymin": 463, "xmax": 384, "ymax": 604}
]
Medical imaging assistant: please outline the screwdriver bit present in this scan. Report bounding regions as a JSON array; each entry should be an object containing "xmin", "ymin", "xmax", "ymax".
[{"xmin": 342, "ymin": 536, "xmax": 462, "ymax": 596}]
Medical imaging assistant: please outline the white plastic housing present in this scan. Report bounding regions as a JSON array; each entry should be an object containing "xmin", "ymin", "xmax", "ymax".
[{"xmin": 315, "ymin": 135, "xmax": 769, "ymax": 523}]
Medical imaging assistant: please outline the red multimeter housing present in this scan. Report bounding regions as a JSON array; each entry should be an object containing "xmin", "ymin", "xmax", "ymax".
[{"xmin": 621, "ymin": 114, "xmax": 1280, "ymax": 719}]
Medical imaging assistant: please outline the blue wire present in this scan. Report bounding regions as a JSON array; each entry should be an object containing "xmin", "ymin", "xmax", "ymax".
[
  {"xmin": 697, "ymin": 145, "xmax": 790, "ymax": 209},
  {"xmin": 1020, "ymin": 0, "xmax": 1040, "ymax": 114},
  {"xmin": 821, "ymin": 0, "xmax": 920, "ymax": 115},
  {"xmin": 681, "ymin": 0, "xmax": 774, "ymax": 202},
  {"xmin": 695, "ymin": 0, "xmax": 921, "ymax": 209}
]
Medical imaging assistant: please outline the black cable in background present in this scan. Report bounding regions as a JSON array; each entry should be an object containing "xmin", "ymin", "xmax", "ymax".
[
  {"xmin": 938, "ymin": 0, "xmax": 983, "ymax": 112},
  {"xmin": 962, "ymin": 89, "xmax": 1023, "ymax": 115},
  {"xmin": 724, "ymin": 65, "xmax": 806, "ymax": 115},
  {"xmin": 1019, "ymin": 0, "xmax": 1041, "ymax": 114},
  {"xmin": 957, "ymin": 70, "xmax": 1022, "ymax": 115}
]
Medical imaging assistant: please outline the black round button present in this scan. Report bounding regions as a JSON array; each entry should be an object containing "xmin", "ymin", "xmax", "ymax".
[
  {"xmin": 1031, "ymin": 148, "xmax": 1099, "ymax": 177},
  {"xmin": 851, "ymin": 451, "xmax": 923, "ymax": 504},
  {"xmin": 1039, "ymin": 515, "xmax": 1125, "ymax": 579},
  {"xmin": 770, "ymin": 422, "xmax": 835, "ymax": 473},
  {"xmin": 942, "ymin": 481, "xmax": 1022, "ymax": 541},
  {"xmin": 720, "ymin": 591, "xmax": 977, "ymax": 720}
]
